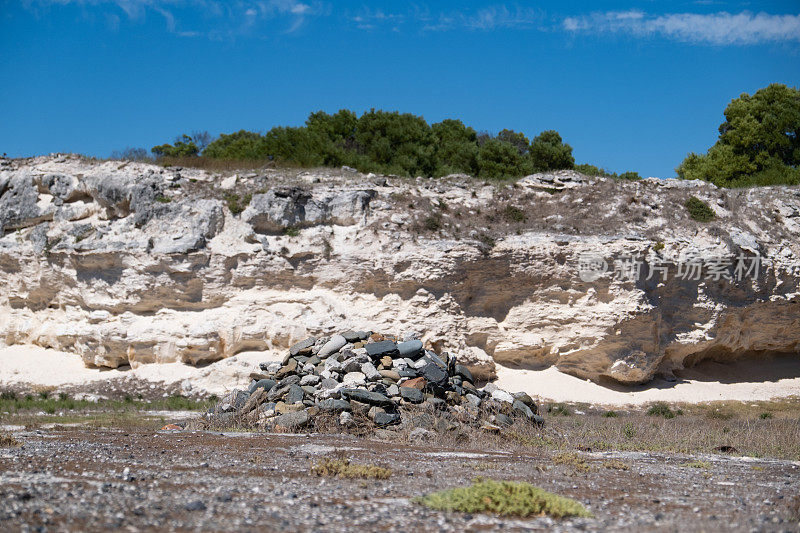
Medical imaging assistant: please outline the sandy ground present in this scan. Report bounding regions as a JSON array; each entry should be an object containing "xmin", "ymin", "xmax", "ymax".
[{"xmin": 1, "ymin": 344, "xmax": 799, "ymax": 405}]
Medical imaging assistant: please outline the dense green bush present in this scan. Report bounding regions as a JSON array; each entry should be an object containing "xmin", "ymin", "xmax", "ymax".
[
  {"xmin": 529, "ymin": 130, "xmax": 575, "ymax": 171},
  {"xmin": 573, "ymin": 163, "xmax": 641, "ymax": 180},
  {"xmin": 151, "ymin": 134, "xmax": 199, "ymax": 158},
  {"xmin": 154, "ymin": 110, "xmax": 579, "ymax": 180},
  {"xmin": 685, "ymin": 196, "xmax": 716, "ymax": 222},
  {"xmin": 677, "ymin": 83, "xmax": 800, "ymax": 187}
]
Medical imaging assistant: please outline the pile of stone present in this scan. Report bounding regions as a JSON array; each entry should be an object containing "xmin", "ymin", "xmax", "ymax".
[{"xmin": 204, "ymin": 331, "xmax": 543, "ymax": 433}]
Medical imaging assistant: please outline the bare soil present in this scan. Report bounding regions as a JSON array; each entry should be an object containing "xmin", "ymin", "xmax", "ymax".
[{"xmin": 1, "ymin": 425, "xmax": 799, "ymax": 532}]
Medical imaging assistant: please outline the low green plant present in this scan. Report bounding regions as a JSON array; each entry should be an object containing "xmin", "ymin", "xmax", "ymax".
[
  {"xmin": 647, "ymin": 402, "xmax": 679, "ymax": 419},
  {"xmin": 760, "ymin": 412, "xmax": 774, "ymax": 420},
  {"xmin": 685, "ymin": 196, "xmax": 715, "ymax": 222},
  {"xmin": 503, "ymin": 205, "xmax": 526, "ymax": 223},
  {"xmin": 603, "ymin": 410, "xmax": 618, "ymax": 418},
  {"xmin": 549, "ymin": 403, "xmax": 573, "ymax": 417},
  {"xmin": 416, "ymin": 479, "xmax": 592, "ymax": 518},
  {"xmin": 424, "ymin": 216, "xmax": 442, "ymax": 231},
  {"xmin": 155, "ymin": 195, "xmax": 171, "ymax": 203},
  {"xmin": 224, "ymin": 192, "xmax": 252, "ymax": 215},
  {"xmin": 283, "ymin": 226, "xmax": 300, "ymax": 237}
]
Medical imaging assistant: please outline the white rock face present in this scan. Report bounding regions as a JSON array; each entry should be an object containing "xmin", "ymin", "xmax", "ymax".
[{"xmin": 1, "ymin": 154, "xmax": 799, "ymax": 385}]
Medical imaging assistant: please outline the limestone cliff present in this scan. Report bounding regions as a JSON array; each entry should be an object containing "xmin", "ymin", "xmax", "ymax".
[{"xmin": 1, "ymin": 154, "xmax": 798, "ymax": 384}]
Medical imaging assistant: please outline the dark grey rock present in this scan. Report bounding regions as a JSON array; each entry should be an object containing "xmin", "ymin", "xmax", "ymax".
[
  {"xmin": 340, "ymin": 388, "xmax": 393, "ymax": 407},
  {"xmin": 248, "ymin": 379, "xmax": 276, "ymax": 394},
  {"xmin": 512, "ymin": 400, "xmax": 535, "ymax": 419},
  {"xmin": 454, "ymin": 364, "xmax": 474, "ymax": 384},
  {"xmin": 365, "ymin": 340, "xmax": 398, "ymax": 359},
  {"xmin": 513, "ymin": 392, "xmax": 537, "ymax": 411},
  {"xmin": 400, "ymin": 387, "xmax": 424, "ymax": 404},
  {"xmin": 495, "ymin": 413, "xmax": 513, "ymax": 427},
  {"xmin": 342, "ymin": 330, "xmax": 371, "ymax": 342},
  {"xmin": 286, "ymin": 384, "xmax": 305, "ymax": 404},
  {"xmin": 420, "ymin": 363, "xmax": 448, "ymax": 385},
  {"xmin": 398, "ymin": 369, "xmax": 419, "ymax": 378},
  {"xmin": 276, "ymin": 375, "xmax": 300, "ymax": 388},
  {"xmin": 424, "ymin": 351, "xmax": 448, "ymax": 369},
  {"xmin": 318, "ymin": 399, "xmax": 352, "ymax": 412},
  {"xmin": 374, "ymin": 412, "xmax": 401, "ymax": 426},
  {"xmin": 320, "ymin": 378, "xmax": 339, "ymax": 390},
  {"xmin": 272, "ymin": 410, "xmax": 309, "ymax": 429},
  {"xmin": 289, "ymin": 337, "xmax": 317, "ymax": 356},
  {"xmin": 397, "ymin": 340, "xmax": 423, "ymax": 359}
]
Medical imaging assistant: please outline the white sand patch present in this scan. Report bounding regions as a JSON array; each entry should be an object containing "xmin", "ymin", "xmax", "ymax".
[
  {"xmin": 3, "ymin": 344, "xmax": 799, "ymax": 405},
  {"xmin": 495, "ymin": 357, "xmax": 800, "ymax": 406},
  {"xmin": 0, "ymin": 345, "xmax": 283, "ymax": 396}
]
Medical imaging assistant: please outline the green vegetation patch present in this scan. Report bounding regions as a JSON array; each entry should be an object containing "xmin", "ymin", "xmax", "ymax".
[
  {"xmin": 685, "ymin": 196, "xmax": 716, "ymax": 222},
  {"xmin": 223, "ymin": 192, "xmax": 252, "ymax": 215},
  {"xmin": 503, "ymin": 205, "xmax": 526, "ymax": 223},
  {"xmin": 416, "ymin": 479, "xmax": 592, "ymax": 519},
  {"xmin": 310, "ymin": 458, "xmax": 392, "ymax": 480},
  {"xmin": 647, "ymin": 402, "xmax": 682, "ymax": 419},
  {"xmin": 677, "ymin": 83, "xmax": 800, "ymax": 187}
]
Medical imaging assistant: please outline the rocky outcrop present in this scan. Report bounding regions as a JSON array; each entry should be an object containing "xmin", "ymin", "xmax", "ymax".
[{"xmin": 1, "ymin": 154, "xmax": 799, "ymax": 385}]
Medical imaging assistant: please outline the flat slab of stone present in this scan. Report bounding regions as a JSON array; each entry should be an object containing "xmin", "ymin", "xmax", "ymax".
[
  {"xmin": 397, "ymin": 340, "xmax": 423, "ymax": 359},
  {"xmin": 340, "ymin": 388, "xmax": 393, "ymax": 407},
  {"xmin": 365, "ymin": 340, "xmax": 398, "ymax": 359}
]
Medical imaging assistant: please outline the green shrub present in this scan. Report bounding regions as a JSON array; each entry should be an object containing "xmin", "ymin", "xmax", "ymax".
[
  {"xmin": 616, "ymin": 171, "xmax": 641, "ymax": 181},
  {"xmin": 283, "ymin": 226, "xmax": 300, "ymax": 237},
  {"xmin": 416, "ymin": 479, "xmax": 592, "ymax": 518},
  {"xmin": 677, "ymin": 83, "xmax": 800, "ymax": 187},
  {"xmin": 183, "ymin": 109, "xmax": 577, "ymax": 181},
  {"xmin": 424, "ymin": 216, "xmax": 442, "ymax": 231},
  {"xmin": 224, "ymin": 193, "xmax": 252, "ymax": 215},
  {"xmin": 151, "ymin": 134, "xmax": 199, "ymax": 158},
  {"xmin": 647, "ymin": 402, "xmax": 678, "ymax": 419},
  {"xmin": 529, "ymin": 130, "xmax": 574, "ymax": 171},
  {"xmin": 603, "ymin": 410, "xmax": 618, "ymax": 418},
  {"xmin": 685, "ymin": 196, "xmax": 716, "ymax": 222},
  {"xmin": 759, "ymin": 412, "xmax": 773, "ymax": 420},
  {"xmin": 503, "ymin": 205, "xmax": 526, "ymax": 223}
]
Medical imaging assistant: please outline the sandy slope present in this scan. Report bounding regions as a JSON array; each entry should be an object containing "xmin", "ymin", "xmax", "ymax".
[{"xmin": 1, "ymin": 345, "xmax": 798, "ymax": 406}]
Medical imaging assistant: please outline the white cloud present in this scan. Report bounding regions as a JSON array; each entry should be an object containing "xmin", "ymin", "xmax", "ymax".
[
  {"xmin": 22, "ymin": 0, "xmax": 327, "ymax": 36},
  {"xmin": 563, "ymin": 10, "xmax": 800, "ymax": 45},
  {"xmin": 350, "ymin": 4, "xmax": 540, "ymax": 32}
]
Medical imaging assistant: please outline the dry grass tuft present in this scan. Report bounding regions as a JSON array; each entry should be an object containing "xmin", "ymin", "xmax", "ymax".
[
  {"xmin": 682, "ymin": 460, "xmax": 711, "ymax": 469},
  {"xmin": 416, "ymin": 479, "xmax": 592, "ymax": 519},
  {"xmin": 310, "ymin": 458, "xmax": 392, "ymax": 480},
  {"xmin": 0, "ymin": 432, "xmax": 21, "ymax": 447},
  {"xmin": 552, "ymin": 452, "xmax": 592, "ymax": 473},
  {"xmin": 602, "ymin": 459, "xmax": 629, "ymax": 470}
]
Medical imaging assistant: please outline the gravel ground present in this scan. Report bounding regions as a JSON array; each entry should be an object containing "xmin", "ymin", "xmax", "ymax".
[{"xmin": 1, "ymin": 427, "xmax": 799, "ymax": 532}]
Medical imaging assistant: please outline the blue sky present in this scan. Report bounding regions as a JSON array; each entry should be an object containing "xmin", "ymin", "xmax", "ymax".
[{"xmin": 1, "ymin": 1, "xmax": 799, "ymax": 177}]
